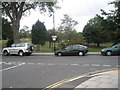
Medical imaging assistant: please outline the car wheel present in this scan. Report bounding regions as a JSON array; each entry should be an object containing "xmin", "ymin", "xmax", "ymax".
[
  {"xmin": 58, "ymin": 52, "xmax": 62, "ymax": 56},
  {"xmin": 18, "ymin": 51, "xmax": 24, "ymax": 56},
  {"xmin": 30, "ymin": 46, "xmax": 34, "ymax": 51},
  {"xmin": 106, "ymin": 51, "xmax": 112, "ymax": 56},
  {"xmin": 26, "ymin": 53, "xmax": 31, "ymax": 56},
  {"xmin": 3, "ymin": 50, "xmax": 9, "ymax": 56},
  {"xmin": 78, "ymin": 51, "xmax": 84, "ymax": 56}
]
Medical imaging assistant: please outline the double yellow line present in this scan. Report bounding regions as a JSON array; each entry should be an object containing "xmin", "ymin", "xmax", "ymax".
[{"xmin": 42, "ymin": 68, "xmax": 119, "ymax": 90}]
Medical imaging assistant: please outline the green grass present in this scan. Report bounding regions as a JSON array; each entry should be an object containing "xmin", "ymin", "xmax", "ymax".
[
  {"xmin": 0, "ymin": 40, "xmax": 8, "ymax": 48},
  {"xmin": 88, "ymin": 48, "xmax": 101, "ymax": 52},
  {"xmin": 87, "ymin": 43, "xmax": 114, "ymax": 52}
]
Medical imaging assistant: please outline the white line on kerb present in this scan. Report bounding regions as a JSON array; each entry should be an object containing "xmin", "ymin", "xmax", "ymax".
[{"xmin": 0, "ymin": 63, "xmax": 25, "ymax": 72}]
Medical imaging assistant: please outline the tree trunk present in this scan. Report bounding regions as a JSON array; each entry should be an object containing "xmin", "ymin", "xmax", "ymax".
[
  {"xmin": 97, "ymin": 43, "xmax": 100, "ymax": 47},
  {"xmin": 12, "ymin": 19, "xmax": 20, "ymax": 43},
  {"xmin": 49, "ymin": 41, "xmax": 51, "ymax": 48}
]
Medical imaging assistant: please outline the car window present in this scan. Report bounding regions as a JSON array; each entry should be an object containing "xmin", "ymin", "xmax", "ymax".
[
  {"xmin": 21, "ymin": 43, "xmax": 25, "ymax": 47},
  {"xmin": 65, "ymin": 46, "xmax": 72, "ymax": 50},
  {"xmin": 73, "ymin": 45, "xmax": 79, "ymax": 50},
  {"xmin": 27, "ymin": 43, "xmax": 32, "ymax": 47},
  {"xmin": 16, "ymin": 43, "xmax": 21, "ymax": 47},
  {"xmin": 78, "ymin": 45, "xmax": 83, "ymax": 49},
  {"xmin": 113, "ymin": 45, "xmax": 118, "ymax": 48},
  {"xmin": 117, "ymin": 44, "xmax": 120, "ymax": 48},
  {"xmin": 11, "ymin": 44, "xmax": 16, "ymax": 47}
]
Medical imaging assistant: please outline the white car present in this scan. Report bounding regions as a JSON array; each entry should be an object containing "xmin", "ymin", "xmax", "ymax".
[{"xmin": 2, "ymin": 43, "xmax": 34, "ymax": 56}]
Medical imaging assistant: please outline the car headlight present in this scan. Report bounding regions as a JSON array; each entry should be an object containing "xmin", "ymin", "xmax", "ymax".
[{"xmin": 101, "ymin": 49, "xmax": 105, "ymax": 52}]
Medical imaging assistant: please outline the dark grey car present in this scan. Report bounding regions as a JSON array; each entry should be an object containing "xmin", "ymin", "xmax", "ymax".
[{"xmin": 55, "ymin": 44, "xmax": 88, "ymax": 56}]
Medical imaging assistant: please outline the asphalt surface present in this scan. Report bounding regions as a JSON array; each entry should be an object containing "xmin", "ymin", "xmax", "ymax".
[{"xmin": 1, "ymin": 55, "xmax": 119, "ymax": 88}]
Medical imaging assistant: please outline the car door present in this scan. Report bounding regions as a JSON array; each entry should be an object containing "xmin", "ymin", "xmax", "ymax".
[
  {"xmin": 112, "ymin": 45, "xmax": 119, "ymax": 55},
  {"xmin": 117, "ymin": 44, "xmax": 120, "ymax": 55},
  {"xmin": 63, "ymin": 45, "xmax": 73, "ymax": 55},
  {"xmin": 8, "ymin": 44, "xmax": 16, "ymax": 54},
  {"xmin": 71, "ymin": 45, "xmax": 79, "ymax": 55},
  {"xmin": 13, "ymin": 43, "xmax": 21, "ymax": 54}
]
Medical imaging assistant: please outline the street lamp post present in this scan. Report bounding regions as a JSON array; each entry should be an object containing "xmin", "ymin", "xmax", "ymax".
[{"xmin": 52, "ymin": 11, "xmax": 57, "ymax": 52}]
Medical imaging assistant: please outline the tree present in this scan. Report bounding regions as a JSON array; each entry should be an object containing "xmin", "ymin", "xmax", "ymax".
[
  {"xmin": 100, "ymin": 1, "xmax": 120, "ymax": 44},
  {"xmin": 2, "ymin": 1, "xmax": 59, "ymax": 43},
  {"xmin": 19, "ymin": 29, "xmax": 31, "ymax": 39},
  {"xmin": 31, "ymin": 20, "xmax": 47, "ymax": 46},
  {"xmin": 2, "ymin": 18, "xmax": 13, "ymax": 40},
  {"xmin": 57, "ymin": 14, "xmax": 78, "ymax": 42},
  {"xmin": 19, "ymin": 26, "xmax": 31, "ymax": 39},
  {"xmin": 83, "ymin": 15, "xmax": 108, "ymax": 47}
]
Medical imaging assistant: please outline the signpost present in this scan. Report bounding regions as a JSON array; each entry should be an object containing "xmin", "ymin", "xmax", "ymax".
[{"xmin": 52, "ymin": 35, "xmax": 57, "ymax": 51}]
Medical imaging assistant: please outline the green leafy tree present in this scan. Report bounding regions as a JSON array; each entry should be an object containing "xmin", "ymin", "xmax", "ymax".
[
  {"xmin": 2, "ymin": 2, "xmax": 59, "ymax": 43},
  {"xmin": 83, "ymin": 15, "xmax": 108, "ymax": 47},
  {"xmin": 57, "ymin": 14, "xmax": 78, "ymax": 42},
  {"xmin": 100, "ymin": 1, "xmax": 120, "ymax": 44},
  {"xmin": 2, "ymin": 18, "xmax": 13, "ymax": 40},
  {"xmin": 31, "ymin": 20, "xmax": 47, "ymax": 46},
  {"xmin": 2, "ymin": 18, "xmax": 14, "ymax": 46},
  {"xmin": 19, "ymin": 29, "xmax": 31, "ymax": 39}
]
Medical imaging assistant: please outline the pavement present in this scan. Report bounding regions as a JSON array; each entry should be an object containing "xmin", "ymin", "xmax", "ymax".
[
  {"xmin": 74, "ymin": 69, "xmax": 119, "ymax": 89},
  {"xmin": 47, "ymin": 69, "xmax": 120, "ymax": 89}
]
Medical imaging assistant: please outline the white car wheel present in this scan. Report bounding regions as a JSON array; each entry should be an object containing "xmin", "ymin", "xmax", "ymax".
[
  {"xmin": 78, "ymin": 52, "xmax": 84, "ymax": 56},
  {"xmin": 18, "ymin": 51, "xmax": 24, "ymax": 56},
  {"xmin": 3, "ymin": 50, "xmax": 9, "ymax": 56},
  {"xmin": 58, "ymin": 52, "xmax": 62, "ymax": 56},
  {"xmin": 106, "ymin": 51, "xmax": 112, "ymax": 56}
]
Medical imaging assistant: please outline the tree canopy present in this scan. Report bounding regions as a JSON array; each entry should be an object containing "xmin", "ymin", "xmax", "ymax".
[
  {"xmin": 2, "ymin": 18, "xmax": 13, "ymax": 40},
  {"xmin": 2, "ymin": 1, "xmax": 59, "ymax": 43},
  {"xmin": 100, "ymin": 1, "xmax": 120, "ymax": 44},
  {"xmin": 57, "ymin": 14, "xmax": 79, "ymax": 41},
  {"xmin": 83, "ymin": 0, "xmax": 120, "ymax": 46},
  {"xmin": 83, "ymin": 15, "xmax": 108, "ymax": 47},
  {"xmin": 31, "ymin": 20, "xmax": 47, "ymax": 46}
]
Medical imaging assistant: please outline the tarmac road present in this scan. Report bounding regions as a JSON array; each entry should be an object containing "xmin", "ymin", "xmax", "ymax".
[{"xmin": 1, "ymin": 55, "xmax": 119, "ymax": 88}]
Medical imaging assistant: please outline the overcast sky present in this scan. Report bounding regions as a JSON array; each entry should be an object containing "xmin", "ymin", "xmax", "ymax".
[{"xmin": 20, "ymin": 0, "xmax": 114, "ymax": 32}]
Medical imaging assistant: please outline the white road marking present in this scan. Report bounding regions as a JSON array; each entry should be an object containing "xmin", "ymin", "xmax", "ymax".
[
  {"xmin": 47, "ymin": 63, "xmax": 55, "ymax": 65},
  {"xmin": 71, "ymin": 64, "xmax": 78, "ymax": 66},
  {"xmin": 68, "ymin": 75, "xmax": 85, "ymax": 82},
  {"xmin": 1, "ymin": 61, "xmax": 117, "ymax": 69},
  {"xmin": 92, "ymin": 64, "xmax": 100, "ymax": 66},
  {"xmin": 102, "ymin": 65, "xmax": 111, "ymax": 67},
  {"xmin": 2, "ymin": 62, "xmax": 8, "ymax": 64},
  {"xmin": 37, "ymin": 63, "xmax": 45, "ymax": 65},
  {"xmin": 9, "ymin": 62, "xmax": 16, "ymax": 65},
  {"xmin": 59, "ymin": 64, "xmax": 68, "ymax": 65},
  {"xmin": 0, "ymin": 63, "xmax": 25, "ymax": 72}
]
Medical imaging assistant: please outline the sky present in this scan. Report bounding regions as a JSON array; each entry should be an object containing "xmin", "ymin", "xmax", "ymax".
[{"xmin": 20, "ymin": 0, "xmax": 114, "ymax": 32}]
